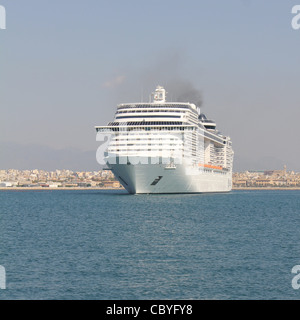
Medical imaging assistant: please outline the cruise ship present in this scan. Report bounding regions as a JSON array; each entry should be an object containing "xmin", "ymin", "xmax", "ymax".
[{"xmin": 95, "ymin": 86, "xmax": 234, "ymax": 194}]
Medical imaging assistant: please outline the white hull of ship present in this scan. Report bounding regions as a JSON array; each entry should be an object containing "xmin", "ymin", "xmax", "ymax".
[{"xmin": 108, "ymin": 160, "xmax": 232, "ymax": 194}]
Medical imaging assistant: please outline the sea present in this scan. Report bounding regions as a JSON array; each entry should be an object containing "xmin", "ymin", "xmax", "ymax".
[{"xmin": 0, "ymin": 189, "xmax": 300, "ymax": 300}]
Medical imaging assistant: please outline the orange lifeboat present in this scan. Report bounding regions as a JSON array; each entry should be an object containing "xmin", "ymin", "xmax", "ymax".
[{"xmin": 198, "ymin": 163, "xmax": 223, "ymax": 170}]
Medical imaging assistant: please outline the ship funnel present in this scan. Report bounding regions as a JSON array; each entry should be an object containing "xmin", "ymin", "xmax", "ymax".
[{"xmin": 152, "ymin": 86, "xmax": 166, "ymax": 103}]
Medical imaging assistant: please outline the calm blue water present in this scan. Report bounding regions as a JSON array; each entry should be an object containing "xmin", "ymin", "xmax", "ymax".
[{"xmin": 0, "ymin": 189, "xmax": 300, "ymax": 300}]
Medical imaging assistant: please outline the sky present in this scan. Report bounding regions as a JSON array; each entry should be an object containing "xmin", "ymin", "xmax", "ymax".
[{"xmin": 1, "ymin": 0, "xmax": 300, "ymax": 171}]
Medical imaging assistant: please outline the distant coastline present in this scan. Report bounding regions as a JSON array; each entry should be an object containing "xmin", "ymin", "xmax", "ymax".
[{"xmin": 1, "ymin": 167, "xmax": 300, "ymax": 191}]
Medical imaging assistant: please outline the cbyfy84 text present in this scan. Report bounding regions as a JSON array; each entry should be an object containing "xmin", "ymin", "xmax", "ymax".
[{"xmin": 106, "ymin": 304, "xmax": 193, "ymax": 317}]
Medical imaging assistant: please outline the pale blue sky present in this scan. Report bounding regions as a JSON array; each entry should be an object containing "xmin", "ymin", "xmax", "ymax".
[{"xmin": 1, "ymin": 0, "xmax": 300, "ymax": 171}]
